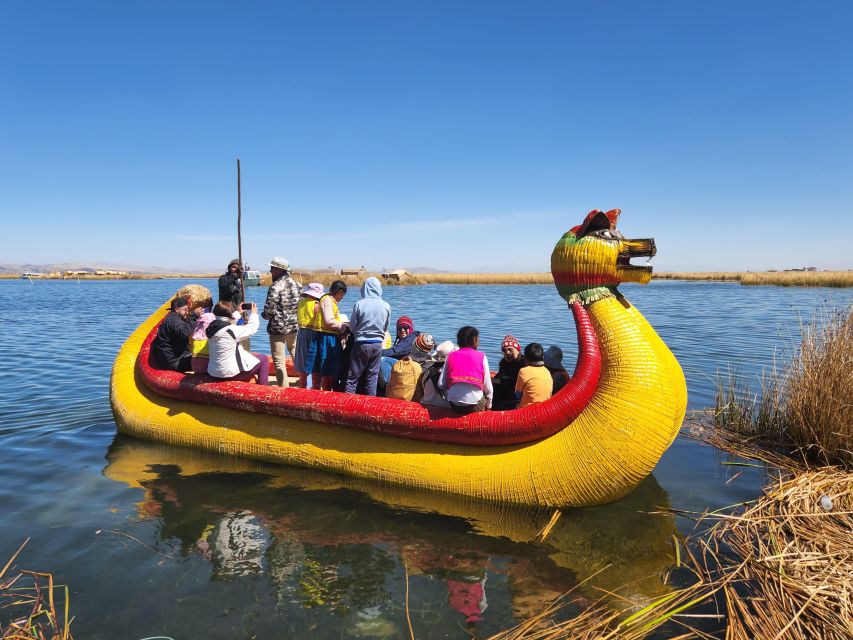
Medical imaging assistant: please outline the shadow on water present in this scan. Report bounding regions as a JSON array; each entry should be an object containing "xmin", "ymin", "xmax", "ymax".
[{"xmin": 102, "ymin": 435, "xmax": 677, "ymax": 637}]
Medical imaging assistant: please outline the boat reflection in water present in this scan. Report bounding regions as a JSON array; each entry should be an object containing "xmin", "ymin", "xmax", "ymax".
[{"xmin": 103, "ymin": 435, "xmax": 677, "ymax": 632}]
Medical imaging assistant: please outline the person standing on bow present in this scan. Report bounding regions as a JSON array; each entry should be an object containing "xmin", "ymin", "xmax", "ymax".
[
  {"xmin": 217, "ymin": 258, "xmax": 243, "ymax": 307},
  {"xmin": 345, "ymin": 277, "xmax": 390, "ymax": 396},
  {"xmin": 311, "ymin": 280, "xmax": 348, "ymax": 391},
  {"xmin": 261, "ymin": 257, "xmax": 301, "ymax": 387}
]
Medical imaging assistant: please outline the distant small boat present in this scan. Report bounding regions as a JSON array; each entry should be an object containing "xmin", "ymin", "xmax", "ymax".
[
  {"xmin": 21, "ymin": 272, "xmax": 46, "ymax": 279},
  {"xmin": 242, "ymin": 270, "xmax": 261, "ymax": 286}
]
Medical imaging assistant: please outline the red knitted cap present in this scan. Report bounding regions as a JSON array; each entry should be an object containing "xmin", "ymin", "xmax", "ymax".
[{"xmin": 502, "ymin": 335, "xmax": 521, "ymax": 352}]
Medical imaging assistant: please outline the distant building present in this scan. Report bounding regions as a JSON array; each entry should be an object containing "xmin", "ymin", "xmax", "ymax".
[
  {"xmin": 340, "ymin": 265, "xmax": 366, "ymax": 277},
  {"xmin": 381, "ymin": 269, "xmax": 412, "ymax": 282}
]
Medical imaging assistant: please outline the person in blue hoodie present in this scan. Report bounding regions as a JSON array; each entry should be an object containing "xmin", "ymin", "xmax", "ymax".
[{"xmin": 345, "ymin": 277, "xmax": 391, "ymax": 396}]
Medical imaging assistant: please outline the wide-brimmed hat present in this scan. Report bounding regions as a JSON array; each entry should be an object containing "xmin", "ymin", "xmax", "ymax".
[
  {"xmin": 433, "ymin": 340, "xmax": 455, "ymax": 360},
  {"xmin": 301, "ymin": 282, "xmax": 324, "ymax": 299},
  {"xmin": 268, "ymin": 256, "xmax": 291, "ymax": 271},
  {"xmin": 544, "ymin": 345, "xmax": 564, "ymax": 369}
]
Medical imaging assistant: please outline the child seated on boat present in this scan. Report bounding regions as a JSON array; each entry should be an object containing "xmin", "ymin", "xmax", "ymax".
[
  {"xmin": 544, "ymin": 345, "xmax": 571, "ymax": 395},
  {"xmin": 438, "ymin": 327, "xmax": 493, "ymax": 413},
  {"xmin": 514, "ymin": 343, "xmax": 552, "ymax": 408},
  {"xmin": 492, "ymin": 335, "xmax": 524, "ymax": 411},
  {"xmin": 206, "ymin": 301, "xmax": 269, "ymax": 385},
  {"xmin": 189, "ymin": 312, "xmax": 216, "ymax": 374}
]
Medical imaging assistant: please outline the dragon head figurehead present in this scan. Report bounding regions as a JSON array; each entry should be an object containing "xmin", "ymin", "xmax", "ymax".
[{"xmin": 551, "ymin": 209, "xmax": 656, "ymax": 305}]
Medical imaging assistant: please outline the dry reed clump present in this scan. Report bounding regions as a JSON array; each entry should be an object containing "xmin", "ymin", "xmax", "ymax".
[
  {"xmin": 698, "ymin": 468, "xmax": 853, "ymax": 640},
  {"xmin": 1, "ymin": 539, "xmax": 73, "ymax": 639},
  {"xmin": 715, "ymin": 305, "xmax": 853, "ymax": 467},
  {"xmin": 174, "ymin": 284, "xmax": 213, "ymax": 310},
  {"xmin": 785, "ymin": 308, "xmax": 853, "ymax": 465}
]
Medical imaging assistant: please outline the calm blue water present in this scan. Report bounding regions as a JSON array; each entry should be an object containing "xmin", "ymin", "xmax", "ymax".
[{"xmin": 0, "ymin": 279, "xmax": 849, "ymax": 638}]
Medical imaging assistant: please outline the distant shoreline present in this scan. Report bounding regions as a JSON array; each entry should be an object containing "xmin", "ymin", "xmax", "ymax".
[{"xmin": 4, "ymin": 270, "xmax": 851, "ymax": 287}]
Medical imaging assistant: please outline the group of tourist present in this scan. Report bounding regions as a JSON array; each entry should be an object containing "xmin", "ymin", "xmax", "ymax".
[{"xmin": 150, "ymin": 257, "xmax": 570, "ymax": 414}]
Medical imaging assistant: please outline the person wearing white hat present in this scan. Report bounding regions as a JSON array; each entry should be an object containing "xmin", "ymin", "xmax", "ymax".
[{"xmin": 261, "ymin": 257, "xmax": 302, "ymax": 386}]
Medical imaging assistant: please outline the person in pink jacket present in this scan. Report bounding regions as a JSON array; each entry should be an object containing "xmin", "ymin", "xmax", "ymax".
[{"xmin": 438, "ymin": 326, "xmax": 493, "ymax": 413}]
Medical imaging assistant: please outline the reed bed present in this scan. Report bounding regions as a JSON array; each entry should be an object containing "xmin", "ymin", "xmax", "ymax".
[
  {"xmin": 655, "ymin": 271, "xmax": 853, "ymax": 287},
  {"xmin": 1, "ymin": 539, "xmax": 73, "ymax": 639},
  {"xmin": 715, "ymin": 305, "xmax": 853, "ymax": 466},
  {"xmin": 654, "ymin": 272, "xmax": 744, "ymax": 282},
  {"xmin": 741, "ymin": 271, "xmax": 853, "ymax": 287}
]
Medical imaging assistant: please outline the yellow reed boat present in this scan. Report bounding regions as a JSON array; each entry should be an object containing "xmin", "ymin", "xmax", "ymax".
[{"xmin": 110, "ymin": 209, "xmax": 687, "ymax": 507}]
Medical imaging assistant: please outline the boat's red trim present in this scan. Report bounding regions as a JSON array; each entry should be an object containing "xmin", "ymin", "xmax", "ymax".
[{"xmin": 136, "ymin": 302, "xmax": 601, "ymax": 446}]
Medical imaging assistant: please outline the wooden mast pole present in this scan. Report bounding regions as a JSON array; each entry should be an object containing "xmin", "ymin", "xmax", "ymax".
[{"xmin": 237, "ymin": 158, "xmax": 244, "ymax": 304}]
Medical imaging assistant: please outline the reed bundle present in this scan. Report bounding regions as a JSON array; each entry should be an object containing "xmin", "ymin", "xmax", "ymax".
[
  {"xmin": 1, "ymin": 539, "xmax": 73, "ymax": 639},
  {"xmin": 175, "ymin": 284, "xmax": 213, "ymax": 310}
]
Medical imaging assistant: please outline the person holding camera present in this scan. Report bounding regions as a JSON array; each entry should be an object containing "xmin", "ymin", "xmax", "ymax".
[
  {"xmin": 218, "ymin": 258, "xmax": 243, "ymax": 308},
  {"xmin": 206, "ymin": 301, "xmax": 269, "ymax": 385}
]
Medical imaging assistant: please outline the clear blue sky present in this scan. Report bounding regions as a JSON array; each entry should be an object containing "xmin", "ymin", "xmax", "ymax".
[{"xmin": 2, "ymin": 1, "xmax": 851, "ymax": 272}]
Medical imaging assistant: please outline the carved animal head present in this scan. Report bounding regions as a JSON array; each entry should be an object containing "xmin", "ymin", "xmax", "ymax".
[{"xmin": 551, "ymin": 209, "xmax": 656, "ymax": 304}]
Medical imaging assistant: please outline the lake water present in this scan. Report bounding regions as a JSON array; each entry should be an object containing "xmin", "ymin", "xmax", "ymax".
[{"xmin": 1, "ymin": 279, "xmax": 849, "ymax": 638}]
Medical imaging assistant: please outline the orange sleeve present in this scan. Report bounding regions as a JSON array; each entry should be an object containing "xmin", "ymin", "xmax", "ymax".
[{"xmin": 514, "ymin": 369, "xmax": 525, "ymax": 393}]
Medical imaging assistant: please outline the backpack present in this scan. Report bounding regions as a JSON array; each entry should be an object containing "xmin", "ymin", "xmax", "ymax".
[{"xmin": 387, "ymin": 357, "xmax": 423, "ymax": 402}]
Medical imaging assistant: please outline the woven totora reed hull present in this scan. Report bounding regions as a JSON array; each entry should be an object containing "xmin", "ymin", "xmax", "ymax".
[{"xmin": 110, "ymin": 292, "xmax": 686, "ymax": 508}]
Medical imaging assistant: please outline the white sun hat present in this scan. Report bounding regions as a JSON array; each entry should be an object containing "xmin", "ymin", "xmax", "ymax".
[{"xmin": 268, "ymin": 257, "xmax": 291, "ymax": 270}]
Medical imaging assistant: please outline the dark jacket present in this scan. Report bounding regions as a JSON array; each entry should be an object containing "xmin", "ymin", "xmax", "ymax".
[
  {"xmin": 382, "ymin": 331, "xmax": 420, "ymax": 359},
  {"xmin": 492, "ymin": 356, "xmax": 524, "ymax": 407},
  {"xmin": 151, "ymin": 312, "xmax": 194, "ymax": 371},
  {"xmin": 218, "ymin": 272, "xmax": 242, "ymax": 307}
]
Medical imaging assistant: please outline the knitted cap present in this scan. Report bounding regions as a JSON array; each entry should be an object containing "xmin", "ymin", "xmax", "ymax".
[
  {"xmin": 413, "ymin": 333, "xmax": 435, "ymax": 354},
  {"xmin": 501, "ymin": 335, "xmax": 521, "ymax": 352},
  {"xmin": 396, "ymin": 315, "xmax": 414, "ymax": 331}
]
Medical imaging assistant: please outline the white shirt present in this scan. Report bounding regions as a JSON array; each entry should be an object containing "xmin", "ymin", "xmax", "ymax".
[{"xmin": 207, "ymin": 313, "xmax": 260, "ymax": 379}]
